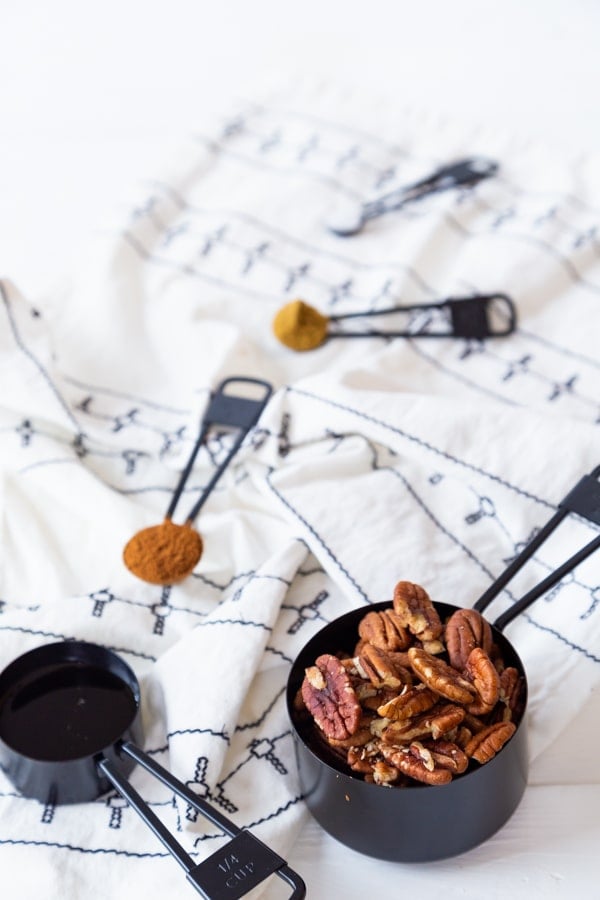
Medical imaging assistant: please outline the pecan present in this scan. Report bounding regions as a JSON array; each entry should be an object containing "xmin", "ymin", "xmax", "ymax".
[
  {"xmin": 358, "ymin": 609, "xmax": 411, "ymax": 651},
  {"xmin": 371, "ymin": 760, "xmax": 401, "ymax": 785},
  {"xmin": 360, "ymin": 686, "xmax": 399, "ymax": 711},
  {"xmin": 420, "ymin": 738, "xmax": 469, "ymax": 775},
  {"xmin": 453, "ymin": 725, "xmax": 474, "ymax": 750},
  {"xmin": 354, "ymin": 644, "xmax": 408, "ymax": 689},
  {"xmin": 347, "ymin": 743, "xmax": 401, "ymax": 784},
  {"xmin": 393, "ymin": 581, "xmax": 443, "ymax": 641},
  {"xmin": 418, "ymin": 639, "xmax": 445, "ymax": 656},
  {"xmin": 491, "ymin": 667, "xmax": 526, "ymax": 723},
  {"xmin": 347, "ymin": 742, "xmax": 381, "ymax": 774},
  {"xmin": 380, "ymin": 742, "xmax": 453, "ymax": 785},
  {"xmin": 328, "ymin": 717, "xmax": 374, "ymax": 749},
  {"xmin": 382, "ymin": 702, "xmax": 465, "ymax": 743},
  {"xmin": 462, "ymin": 711, "xmax": 487, "ymax": 734},
  {"xmin": 464, "ymin": 647, "xmax": 500, "ymax": 715},
  {"xmin": 301, "ymin": 653, "xmax": 362, "ymax": 741},
  {"xmin": 464, "ymin": 721, "xmax": 516, "ymax": 763},
  {"xmin": 408, "ymin": 647, "xmax": 476, "ymax": 704},
  {"xmin": 445, "ymin": 608, "xmax": 493, "ymax": 671},
  {"xmin": 377, "ymin": 685, "xmax": 438, "ymax": 721}
]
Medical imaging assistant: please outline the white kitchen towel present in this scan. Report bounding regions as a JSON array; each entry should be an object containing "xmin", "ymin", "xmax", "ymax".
[{"xmin": 0, "ymin": 79, "xmax": 599, "ymax": 899}]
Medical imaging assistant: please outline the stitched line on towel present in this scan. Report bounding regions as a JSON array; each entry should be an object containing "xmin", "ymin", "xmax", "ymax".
[
  {"xmin": 192, "ymin": 795, "xmax": 303, "ymax": 847},
  {"xmin": 264, "ymin": 469, "xmax": 370, "ymax": 603},
  {"xmin": 153, "ymin": 180, "xmax": 437, "ymax": 297},
  {"xmin": 0, "ymin": 839, "xmax": 178, "ymax": 859},
  {"xmin": 287, "ymin": 386, "xmax": 555, "ymax": 509},
  {"xmin": 405, "ymin": 341, "xmax": 521, "ymax": 407},
  {"xmin": 190, "ymin": 133, "xmax": 600, "ymax": 297},
  {"xmin": 157, "ymin": 177, "xmax": 600, "ymax": 369},
  {"xmin": 0, "ymin": 282, "xmax": 81, "ymax": 432},
  {"xmin": 0, "ymin": 625, "xmax": 156, "ymax": 662},
  {"xmin": 231, "ymin": 101, "xmax": 600, "ymax": 258},
  {"xmin": 167, "ymin": 727, "xmax": 230, "ymax": 743},
  {"xmin": 251, "ymin": 99, "xmax": 600, "ymax": 217},
  {"xmin": 132, "ymin": 185, "xmax": 600, "ymax": 417},
  {"xmin": 123, "ymin": 230, "xmax": 281, "ymax": 302},
  {"xmin": 196, "ymin": 618, "xmax": 272, "ymax": 632},
  {"xmin": 235, "ymin": 686, "xmax": 286, "ymax": 731},
  {"xmin": 522, "ymin": 614, "xmax": 600, "ymax": 664},
  {"xmin": 59, "ymin": 372, "xmax": 192, "ymax": 414}
]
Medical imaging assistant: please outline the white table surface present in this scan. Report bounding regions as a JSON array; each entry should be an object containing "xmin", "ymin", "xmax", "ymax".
[{"xmin": 1, "ymin": 2, "xmax": 599, "ymax": 897}]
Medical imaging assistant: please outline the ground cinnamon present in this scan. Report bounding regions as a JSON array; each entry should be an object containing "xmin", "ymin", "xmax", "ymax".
[
  {"xmin": 123, "ymin": 518, "xmax": 203, "ymax": 585},
  {"xmin": 272, "ymin": 299, "xmax": 329, "ymax": 351}
]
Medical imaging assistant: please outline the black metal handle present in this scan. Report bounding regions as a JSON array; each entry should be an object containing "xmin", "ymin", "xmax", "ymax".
[
  {"xmin": 98, "ymin": 742, "xmax": 305, "ymax": 899},
  {"xmin": 166, "ymin": 377, "xmax": 273, "ymax": 524},
  {"xmin": 326, "ymin": 293, "xmax": 516, "ymax": 341},
  {"xmin": 474, "ymin": 464, "xmax": 600, "ymax": 630}
]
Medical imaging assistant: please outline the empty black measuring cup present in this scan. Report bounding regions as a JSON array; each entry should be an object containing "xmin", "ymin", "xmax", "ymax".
[{"xmin": 0, "ymin": 640, "xmax": 305, "ymax": 899}]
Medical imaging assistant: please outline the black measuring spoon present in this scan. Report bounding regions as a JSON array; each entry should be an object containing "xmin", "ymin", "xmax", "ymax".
[{"xmin": 123, "ymin": 376, "xmax": 272, "ymax": 585}]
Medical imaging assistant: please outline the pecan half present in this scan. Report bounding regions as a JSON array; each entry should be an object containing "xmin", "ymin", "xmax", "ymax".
[
  {"xmin": 382, "ymin": 702, "xmax": 465, "ymax": 743},
  {"xmin": 358, "ymin": 609, "xmax": 411, "ymax": 651},
  {"xmin": 301, "ymin": 653, "xmax": 362, "ymax": 741},
  {"xmin": 464, "ymin": 721, "xmax": 516, "ymax": 763},
  {"xmin": 354, "ymin": 644, "xmax": 409, "ymax": 689},
  {"xmin": 464, "ymin": 647, "xmax": 500, "ymax": 715},
  {"xmin": 392, "ymin": 581, "xmax": 443, "ymax": 641},
  {"xmin": 491, "ymin": 667, "xmax": 526, "ymax": 723},
  {"xmin": 420, "ymin": 738, "xmax": 469, "ymax": 775},
  {"xmin": 445, "ymin": 608, "xmax": 493, "ymax": 671},
  {"xmin": 408, "ymin": 647, "xmax": 476, "ymax": 704},
  {"xmin": 377, "ymin": 685, "xmax": 437, "ymax": 721},
  {"xmin": 380, "ymin": 742, "xmax": 453, "ymax": 785}
]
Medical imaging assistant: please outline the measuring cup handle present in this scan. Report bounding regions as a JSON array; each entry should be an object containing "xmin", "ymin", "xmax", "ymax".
[
  {"xmin": 107, "ymin": 742, "xmax": 306, "ymax": 900},
  {"xmin": 474, "ymin": 463, "xmax": 600, "ymax": 630}
]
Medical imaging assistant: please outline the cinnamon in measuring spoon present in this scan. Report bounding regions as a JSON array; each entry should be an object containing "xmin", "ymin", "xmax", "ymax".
[
  {"xmin": 123, "ymin": 519, "xmax": 203, "ymax": 585},
  {"xmin": 122, "ymin": 377, "xmax": 273, "ymax": 586}
]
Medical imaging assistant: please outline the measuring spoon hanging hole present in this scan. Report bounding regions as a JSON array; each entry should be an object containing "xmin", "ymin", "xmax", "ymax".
[{"xmin": 123, "ymin": 377, "xmax": 272, "ymax": 585}]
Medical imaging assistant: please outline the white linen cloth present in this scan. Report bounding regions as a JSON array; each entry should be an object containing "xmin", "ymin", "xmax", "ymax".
[{"xmin": 0, "ymin": 80, "xmax": 599, "ymax": 899}]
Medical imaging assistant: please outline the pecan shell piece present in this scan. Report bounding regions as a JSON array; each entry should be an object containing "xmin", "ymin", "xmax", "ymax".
[
  {"xmin": 358, "ymin": 609, "xmax": 411, "ymax": 651},
  {"xmin": 445, "ymin": 608, "xmax": 493, "ymax": 671},
  {"xmin": 408, "ymin": 646, "xmax": 476, "ymax": 705},
  {"xmin": 301, "ymin": 653, "xmax": 362, "ymax": 741},
  {"xmin": 393, "ymin": 581, "xmax": 443, "ymax": 641},
  {"xmin": 464, "ymin": 647, "xmax": 501, "ymax": 715},
  {"xmin": 464, "ymin": 721, "xmax": 517, "ymax": 763}
]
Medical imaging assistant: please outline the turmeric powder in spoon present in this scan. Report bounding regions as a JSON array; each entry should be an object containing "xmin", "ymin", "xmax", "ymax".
[
  {"xmin": 272, "ymin": 300, "xmax": 330, "ymax": 351},
  {"xmin": 272, "ymin": 294, "xmax": 517, "ymax": 350}
]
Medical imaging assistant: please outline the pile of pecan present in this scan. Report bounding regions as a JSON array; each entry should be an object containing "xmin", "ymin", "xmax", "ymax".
[{"xmin": 296, "ymin": 581, "xmax": 525, "ymax": 787}]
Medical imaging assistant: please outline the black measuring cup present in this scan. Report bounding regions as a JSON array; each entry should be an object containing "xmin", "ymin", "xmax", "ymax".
[
  {"xmin": 0, "ymin": 641, "xmax": 305, "ymax": 899},
  {"xmin": 286, "ymin": 463, "xmax": 600, "ymax": 862}
]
